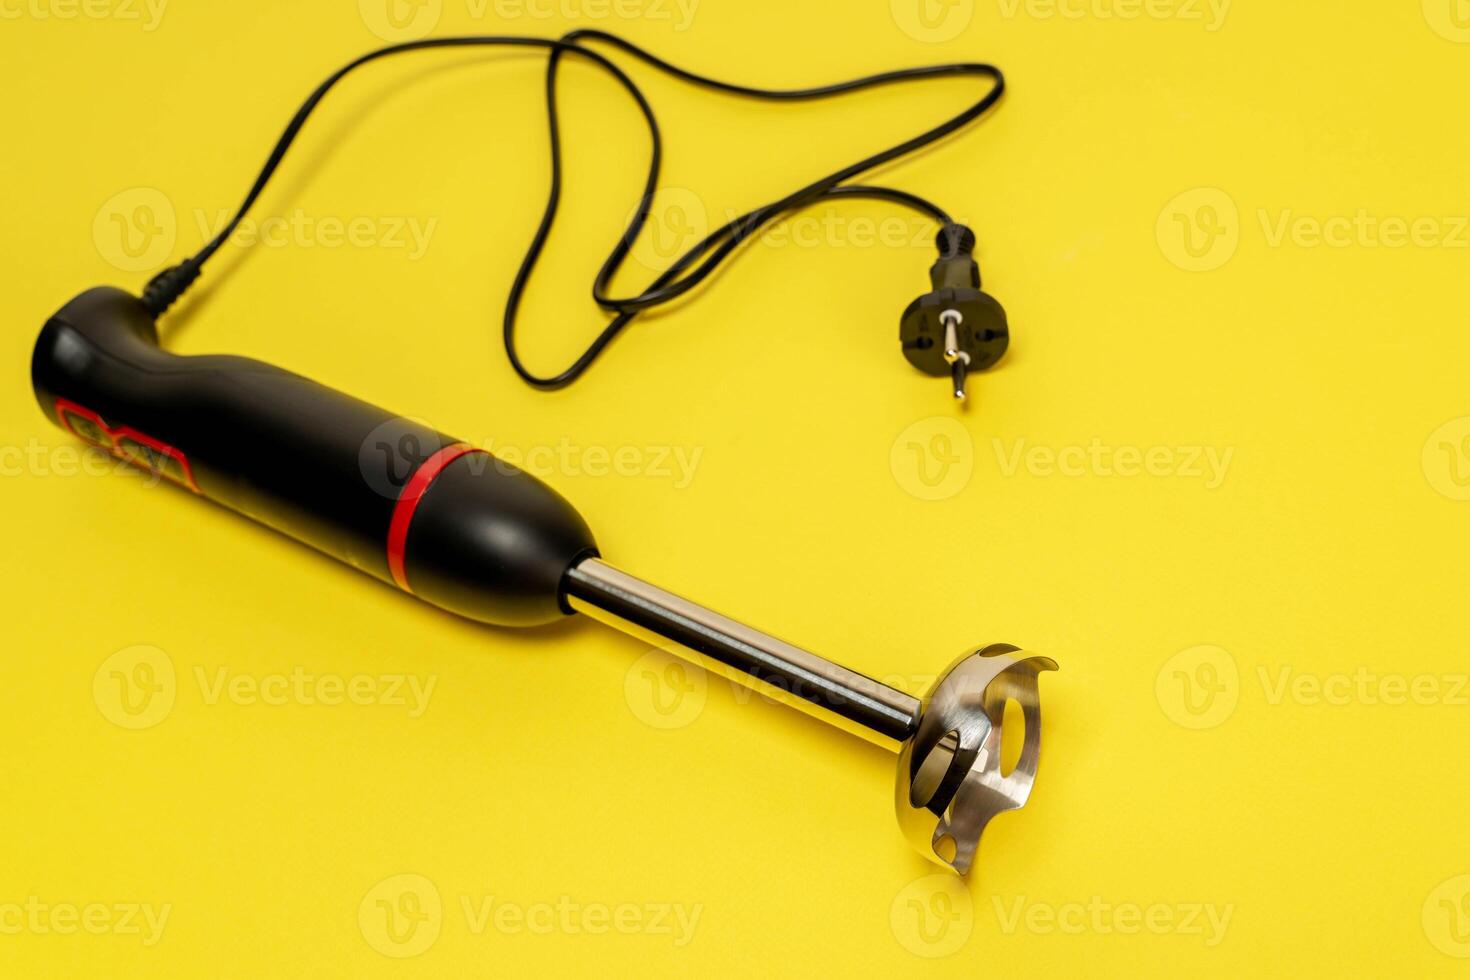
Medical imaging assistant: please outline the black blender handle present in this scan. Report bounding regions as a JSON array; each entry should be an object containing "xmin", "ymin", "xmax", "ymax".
[{"xmin": 31, "ymin": 287, "xmax": 598, "ymax": 627}]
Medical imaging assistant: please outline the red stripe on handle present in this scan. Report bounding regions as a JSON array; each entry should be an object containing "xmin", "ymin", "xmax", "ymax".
[{"xmin": 387, "ymin": 442, "xmax": 481, "ymax": 593}]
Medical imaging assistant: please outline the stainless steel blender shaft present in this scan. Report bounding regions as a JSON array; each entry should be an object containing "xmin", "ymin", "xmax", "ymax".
[
  {"xmin": 564, "ymin": 558, "xmax": 921, "ymax": 750},
  {"xmin": 563, "ymin": 556, "xmax": 1057, "ymax": 876}
]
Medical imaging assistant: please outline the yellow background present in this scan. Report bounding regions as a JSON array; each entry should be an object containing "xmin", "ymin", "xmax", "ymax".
[{"xmin": 3, "ymin": 0, "xmax": 1469, "ymax": 974}]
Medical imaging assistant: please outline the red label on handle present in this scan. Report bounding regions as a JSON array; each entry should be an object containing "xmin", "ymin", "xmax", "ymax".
[{"xmin": 55, "ymin": 397, "xmax": 201, "ymax": 493}]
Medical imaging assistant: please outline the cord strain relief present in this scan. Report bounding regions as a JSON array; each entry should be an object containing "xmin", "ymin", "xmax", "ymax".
[
  {"xmin": 141, "ymin": 259, "xmax": 203, "ymax": 317},
  {"xmin": 936, "ymin": 223, "xmax": 976, "ymax": 259}
]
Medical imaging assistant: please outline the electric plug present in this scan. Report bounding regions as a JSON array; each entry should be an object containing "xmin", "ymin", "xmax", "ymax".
[{"xmin": 899, "ymin": 224, "xmax": 1009, "ymax": 401}]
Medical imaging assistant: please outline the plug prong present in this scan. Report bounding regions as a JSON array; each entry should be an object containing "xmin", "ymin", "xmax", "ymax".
[
  {"xmin": 940, "ymin": 309, "xmax": 964, "ymax": 362},
  {"xmin": 940, "ymin": 310, "xmax": 970, "ymax": 400}
]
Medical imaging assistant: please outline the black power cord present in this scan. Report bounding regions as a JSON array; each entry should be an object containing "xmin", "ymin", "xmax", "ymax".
[{"xmin": 143, "ymin": 29, "xmax": 1009, "ymax": 395}]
